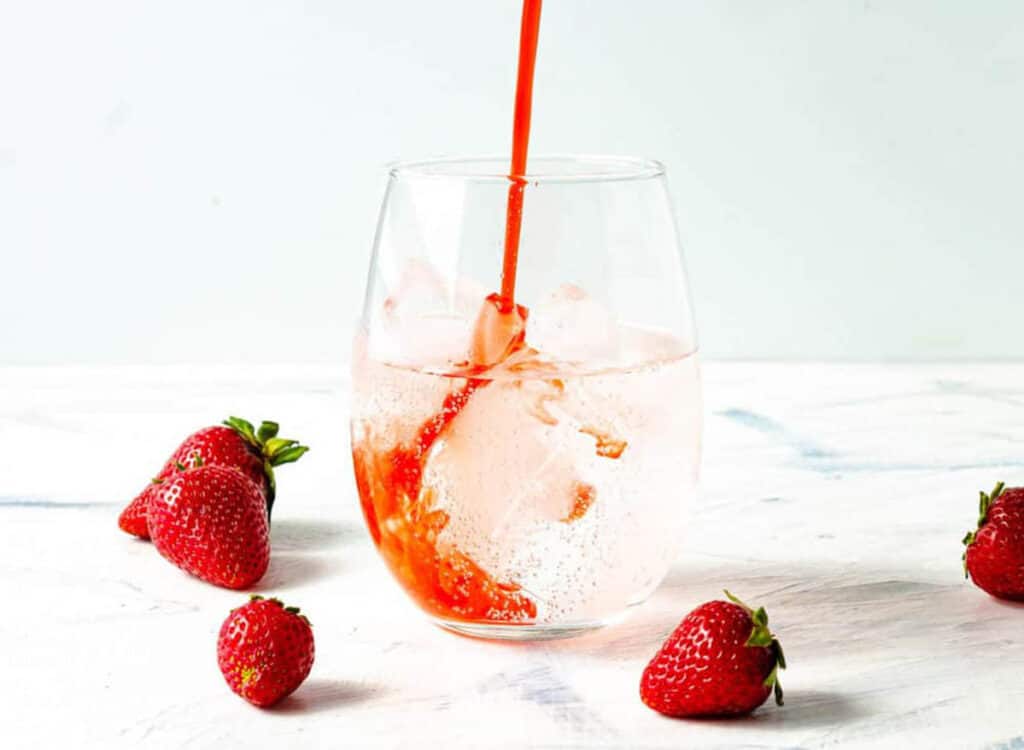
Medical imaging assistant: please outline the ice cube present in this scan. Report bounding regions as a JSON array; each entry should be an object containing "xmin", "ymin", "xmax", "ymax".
[
  {"xmin": 419, "ymin": 372, "xmax": 637, "ymax": 623},
  {"xmin": 423, "ymin": 378, "xmax": 583, "ymax": 542},
  {"xmin": 527, "ymin": 284, "xmax": 621, "ymax": 364},
  {"xmin": 370, "ymin": 259, "xmax": 501, "ymax": 367}
]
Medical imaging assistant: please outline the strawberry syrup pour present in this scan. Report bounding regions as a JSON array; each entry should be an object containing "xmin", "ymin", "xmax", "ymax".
[
  {"xmin": 500, "ymin": 0, "xmax": 542, "ymax": 305},
  {"xmin": 465, "ymin": 0, "xmax": 542, "ymax": 370},
  {"xmin": 353, "ymin": 0, "xmax": 617, "ymax": 624}
]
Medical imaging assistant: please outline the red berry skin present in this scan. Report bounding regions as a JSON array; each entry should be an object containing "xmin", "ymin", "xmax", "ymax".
[
  {"xmin": 118, "ymin": 484, "xmax": 156, "ymax": 539},
  {"xmin": 118, "ymin": 418, "xmax": 308, "ymax": 539},
  {"xmin": 147, "ymin": 465, "xmax": 269, "ymax": 589},
  {"xmin": 158, "ymin": 426, "xmax": 269, "ymax": 495},
  {"xmin": 218, "ymin": 597, "xmax": 315, "ymax": 708},
  {"xmin": 640, "ymin": 600, "xmax": 777, "ymax": 718},
  {"xmin": 966, "ymin": 487, "xmax": 1024, "ymax": 601},
  {"xmin": 118, "ymin": 426, "xmax": 265, "ymax": 540}
]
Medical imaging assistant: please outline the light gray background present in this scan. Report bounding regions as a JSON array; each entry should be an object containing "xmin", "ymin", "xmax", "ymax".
[{"xmin": 1, "ymin": 1, "xmax": 1021, "ymax": 364}]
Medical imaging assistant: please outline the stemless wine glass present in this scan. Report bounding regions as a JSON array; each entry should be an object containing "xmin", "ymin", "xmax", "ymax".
[{"xmin": 351, "ymin": 155, "xmax": 701, "ymax": 640}]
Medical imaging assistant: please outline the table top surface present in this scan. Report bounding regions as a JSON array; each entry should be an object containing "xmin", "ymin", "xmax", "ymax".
[{"xmin": 3, "ymin": 362, "xmax": 1024, "ymax": 749}]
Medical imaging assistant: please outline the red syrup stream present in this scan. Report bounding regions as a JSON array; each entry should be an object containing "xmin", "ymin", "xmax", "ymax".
[{"xmin": 354, "ymin": 1, "xmax": 562, "ymax": 624}]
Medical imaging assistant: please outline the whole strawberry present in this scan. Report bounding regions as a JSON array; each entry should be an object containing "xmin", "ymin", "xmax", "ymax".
[
  {"xmin": 118, "ymin": 417, "xmax": 308, "ymax": 539},
  {"xmin": 147, "ymin": 464, "xmax": 270, "ymax": 589},
  {"xmin": 963, "ymin": 482, "xmax": 1024, "ymax": 601},
  {"xmin": 218, "ymin": 595, "xmax": 315, "ymax": 707},
  {"xmin": 640, "ymin": 591, "xmax": 786, "ymax": 718}
]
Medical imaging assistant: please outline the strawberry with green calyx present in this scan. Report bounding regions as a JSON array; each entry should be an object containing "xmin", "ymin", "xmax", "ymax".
[
  {"xmin": 218, "ymin": 595, "xmax": 315, "ymax": 707},
  {"xmin": 963, "ymin": 481, "xmax": 1024, "ymax": 601},
  {"xmin": 640, "ymin": 590, "xmax": 787, "ymax": 718},
  {"xmin": 118, "ymin": 416, "xmax": 309, "ymax": 539}
]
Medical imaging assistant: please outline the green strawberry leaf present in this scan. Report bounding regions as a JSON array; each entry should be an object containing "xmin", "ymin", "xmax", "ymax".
[
  {"xmin": 257, "ymin": 421, "xmax": 280, "ymax": 443},
  {"xmin": 224, "ymin": 416, "xmax": 259, "ymax": 447},
  {"xmin": 264, "ymin": 437, "xmax": 298, "ymax": 455},
  {"xmin": 270, "ymin": 445, "xmax": 309, "ymax": 466},
  {"xmin": 222, "ymin": 417, "xmax": 311, "ymax": 518}
]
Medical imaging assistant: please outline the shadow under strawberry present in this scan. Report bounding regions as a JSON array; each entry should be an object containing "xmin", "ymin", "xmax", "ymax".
[
  {"xmin": 689, "ymin": 689, "xmax": 868, "ymax": 728},
  {"xmin": 270, "ymin": 518, "xmax": 365, "ymax": 553},
  {"xmin": 269, "ymin": 679, "xmax": 386, "ymax": 715},
  {"xmin": 250, "ymin": 553, "xmax": 339, "ymax": 592}
]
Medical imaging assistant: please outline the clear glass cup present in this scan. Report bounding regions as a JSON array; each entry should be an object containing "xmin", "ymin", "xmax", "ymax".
[{"xmin": 351, "ymin": 155, "xmax": 702, "ymax": 639}]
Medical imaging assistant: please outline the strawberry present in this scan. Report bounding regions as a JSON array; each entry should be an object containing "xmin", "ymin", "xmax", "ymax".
[
  {"xmin": 218, "ymin": 595, "xmax": 315, "ymax": 707},
  {"xmin": 118, "ymin": 417, "xmax": 308, "ymax": 539},
  {"xmin": 147, "ymin": 464, "xmax": 270, "ymax": 589},
  {"xmin": 640, "ymin": 591, "xmax": 786, "ymax": 718},
  {"xmin": 963, "ymin": 482, "xmax": 1024, "ymax": 601},
  {"xmin": 117, "ymin": 482, "xmax": 159, "ymax": 538}
]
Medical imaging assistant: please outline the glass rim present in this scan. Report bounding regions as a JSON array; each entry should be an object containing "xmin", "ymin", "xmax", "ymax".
[{"xmin": 387, "ymin": 154, "xmax": 666, "ymax": 184}]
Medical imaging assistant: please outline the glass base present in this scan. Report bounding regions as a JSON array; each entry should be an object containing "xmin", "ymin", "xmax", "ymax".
[{"xmin": 433, "ymin": 615, "xmax": 622, "ymax": 641}]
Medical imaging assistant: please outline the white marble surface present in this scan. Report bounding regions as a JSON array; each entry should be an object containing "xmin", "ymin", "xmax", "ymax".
[{"xmin": 3, "ymin": 363, "xmax": 1024, "ymax": 749}]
